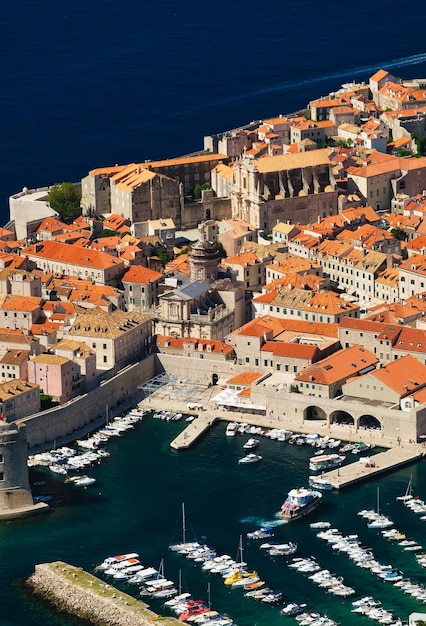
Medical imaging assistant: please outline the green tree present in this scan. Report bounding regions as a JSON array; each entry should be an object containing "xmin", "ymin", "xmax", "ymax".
[
  {"xmin": 99, "ymin": 228, "xmax": 121, "ymax": 238},
  {"xmin": 391, "ymin": 227, "xmax": 405, "ymax": 241},
  {"xmin": 152, "ymin": 246, "xmax": 172, "ymax": 265},
  {"xmin": 193, "ymin": 183, "xmax": 211, "ymax": 199},
  {"xmin": 46, "ymin": 182, "xmax": 81, "ymax": 222},
  {"xmin": 415, "ymin": 135, "xmax": 426, "ymax": 156}
]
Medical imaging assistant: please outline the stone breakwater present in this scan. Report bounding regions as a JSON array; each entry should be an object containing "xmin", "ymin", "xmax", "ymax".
[{"xmin": 26, "ymin": 561, "xmax": 180, "ymax": 626}]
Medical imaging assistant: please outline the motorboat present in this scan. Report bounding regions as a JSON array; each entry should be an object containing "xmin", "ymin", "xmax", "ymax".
[
  {"xmin": 68, "ymin": 475, "xmax": 96, "ymax": 487},
  {"xmin": 243, "ymin": 438, "xmax": 259, "ymax": 450},
  {"xmin": 280, "ymin": 487, "xmax": 322, "ymax": 521},
  {"xmin": 310, "ymin": 521, "xmax": 331, "ymax": 530},
  {"xmin": 309, "ymin": 475, "xmax": 333, "ymax": 491},
  {"xmin": 225, "ymin": 422, "xmax": 238, "ymax": 437},
  {"xmin": 238, "ymin": 453, "xmax": 262, "ymax": 465},
  {"xmin": 246, "ymin": 526, "xmax": 274, "ymax": 540},
  {"xmin": 268, "ymin": 542, "xmax": 297, "ymax": 556},
  {"xmin": 280, "ymin": 602, "xmax": 307, "ymax": 615},
  {"xmin": 309, "ymin": 454, "xmax": 345, "ymax": 472}
]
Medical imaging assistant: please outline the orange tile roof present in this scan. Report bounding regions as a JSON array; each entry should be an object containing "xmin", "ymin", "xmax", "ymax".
[
  {"xmin": 230, "ymin": 315, "xmax": 338, "ymax": 339},
  {"xmin": 122, "ymin": 265, "xmax": 163, "ymax": 283},
  {"xmin": 261, "ymin": 341, "xmax": 319, "ymax": 360},
  {"xmin": 226, "ymin": 372, "xmax": 264, "ymax": 386},
  {"xmin": 370, "ymin": 69, "xmax": 389, "ymax": 82},
  {"xmin": 371, "ymin": 354, "xmax": 426, "ymax": 395},
  {"xmin": 36, "ymin": 217, "xmax": 68, "ymax": 233},
  {"xmin": 296, "ymin": 345, "xmax": 378, "ymax": 385},
  {"xmin": 22, "ymin": 240, "xmax": 123, "ymax": 270},
  {"xmin": 156, "ymin": 335, "xmax": 233, "ymax": 354},
  {"xmin": 89, "ymin": 165, "xmax": 126, "ymax": 177},
  {"xmin": 1, "ymin": 295, "xmax": 42, "ymax": 312},
  {"xmin": 224, "ymin": 251, "xmax": 262, "ymax": 267}
]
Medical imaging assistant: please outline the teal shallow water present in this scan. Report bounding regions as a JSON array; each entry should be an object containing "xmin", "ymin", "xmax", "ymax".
[{"xmin": 1, "ymin": 417, "xmax": 426, "ymax": 626}]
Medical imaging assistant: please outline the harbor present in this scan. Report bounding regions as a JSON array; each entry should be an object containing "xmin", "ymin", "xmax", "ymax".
[
  {"xmin": 138, "ymin": 380, "xmax": 426, "ymax": 489},
  {"xmin": 3, "ymin": 412, "xmax": 426, "ymax": 626}
]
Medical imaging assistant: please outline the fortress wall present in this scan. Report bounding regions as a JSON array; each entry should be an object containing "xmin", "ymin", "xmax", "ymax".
[{"xmin": 21, "ymin": 355, "xmax": 155, "ymax": 449}]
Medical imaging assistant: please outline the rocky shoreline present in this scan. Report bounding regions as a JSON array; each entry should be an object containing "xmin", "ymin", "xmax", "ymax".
[{"xmin": 26, "ymin": 561, "xmax": 180, "ymax": 626}]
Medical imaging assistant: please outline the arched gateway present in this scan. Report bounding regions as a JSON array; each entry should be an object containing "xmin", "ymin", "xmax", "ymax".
[{"xmin": 304, "ymin": 405, "xmax": 327, "ymax": 421}]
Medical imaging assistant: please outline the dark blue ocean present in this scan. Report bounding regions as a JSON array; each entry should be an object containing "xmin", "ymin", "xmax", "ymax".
[{"xmin": 2, "ymin": 0, "xmax": 426, "ymax": 220}]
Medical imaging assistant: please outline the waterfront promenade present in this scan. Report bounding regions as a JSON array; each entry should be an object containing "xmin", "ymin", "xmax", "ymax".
[{"xmin": 139, "ymin": 388, "xmax": 426, "ymax": 490}]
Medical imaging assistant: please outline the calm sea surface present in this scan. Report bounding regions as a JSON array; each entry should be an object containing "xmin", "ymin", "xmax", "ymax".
[
  {"xmin": 2, "ymin": 0, "xmax": 426, "ymax": 217},
  {"xmin": 1, "ymin": 416, "xmax": 426, "ymax": 626}
]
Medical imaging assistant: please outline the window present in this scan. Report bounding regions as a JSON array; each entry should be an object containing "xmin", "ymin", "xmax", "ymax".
[
  {"xmin": 103, "ymin": 356, "xmax": 107, "ymax": 363},
  {"xmin": 103, "ymin": 343, "xmax": 107, "ymax": 350}
]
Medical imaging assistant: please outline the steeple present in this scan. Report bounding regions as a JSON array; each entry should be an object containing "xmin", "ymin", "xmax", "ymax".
[{"xmin": 188, "ymin": 223, "xmax": 220, "ymax": 283}]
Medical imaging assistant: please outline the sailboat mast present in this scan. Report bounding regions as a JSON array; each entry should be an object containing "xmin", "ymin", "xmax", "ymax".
[{"xmin": 182, "ymin": 502, "xmax": 186, "ymax": 545}]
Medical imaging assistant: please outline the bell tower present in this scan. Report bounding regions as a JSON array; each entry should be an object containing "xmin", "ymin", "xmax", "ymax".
[{"xmin": 188, "ymin": 223, "xmax": 220, "ymax": 283}]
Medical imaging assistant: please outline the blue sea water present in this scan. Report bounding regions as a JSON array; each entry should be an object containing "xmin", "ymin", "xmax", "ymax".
[
  {"xmin": 2, "ymin": 416, "xmax": 426, "ymax": 626},
  {"xmin": 2, "ymin": 0, "xmax": 426, "ymax": 219}
]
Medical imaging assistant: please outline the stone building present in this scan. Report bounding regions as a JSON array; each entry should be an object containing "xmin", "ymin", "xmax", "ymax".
[
  {"xmin": 0, "ymin": 421, "xmax": 48, "ymax": 519},
  {"xmin": 231, "ymin": 149, "xmax": 338, "ymax": 232}
]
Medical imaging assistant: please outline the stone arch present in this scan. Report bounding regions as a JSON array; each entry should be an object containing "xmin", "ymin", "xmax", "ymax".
[
  {"xmin": 329, "ymin": 410, "xmax": 354, "ymax": 426},
  {"xmin": 359, "ymin": 414, "xmax": 382, "ymax": 431},
  {"xmin": 304, "ymin": 405, "xmax": 327, "ymax": 421}
]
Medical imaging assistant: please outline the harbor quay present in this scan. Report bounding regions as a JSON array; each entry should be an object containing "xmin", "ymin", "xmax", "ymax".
[
  {"xmin": 26, "ymin": 561, "xmax": 180, "ymax": 626},
  {"xmin": 138, "ymin": 375, "xmax": 426, "ymax": 490}
]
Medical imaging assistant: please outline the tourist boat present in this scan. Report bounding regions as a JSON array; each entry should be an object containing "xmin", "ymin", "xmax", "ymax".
[
  {"xmin": 225, "ymin": 422, "xmax": 238, "ymax": 437},
  {"xmin": 238, "ymin": 453, "xmax": 262, "ymax": 465},
  {"xmin": 97, "ymin": 552, "xmax": 139, "ymax": 570},
  {"xmin": 246, "ymin": 526, "xmax": 274, "ymax": 540},
  {"xmin": 309, "ymin": 454, "xmax": 345, "ymax": 472},
  {"xmin": 280, "ymin": 487, "xmax": 322, "ymax": 521},
  {"xmin": 309, "ymin": 475, "xmax": 334, "ymax": 491},
  {"xmin": 243, "ymin": 438, "xmax": 259, "ymax": 450}
]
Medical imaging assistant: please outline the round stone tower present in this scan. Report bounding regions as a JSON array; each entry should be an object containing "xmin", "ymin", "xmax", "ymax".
[
  {"xmin": 188, "ymin": 225, "xmax": 220, "ymax": 284},
  {"xmin": 0, "ymin": 421, "xmax": 49, "ymax": 520}
]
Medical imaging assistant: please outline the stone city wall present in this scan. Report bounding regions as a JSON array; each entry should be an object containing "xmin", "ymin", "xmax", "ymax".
[{"xmin": 21, "ymin": 355, "xmax": 156, "ymax": 450}]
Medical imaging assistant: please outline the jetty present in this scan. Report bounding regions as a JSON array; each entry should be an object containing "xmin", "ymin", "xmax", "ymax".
[
  {"xmin": 166, "ymin": 411, "xmax": 426, "ymax": 489},
  {"xmin": 27, "ymin": 561, "xmax": 180, "ymax": 626},
  {"xmin": 323, "ymin": 447, "xmax": 424, "ymax": 489}
]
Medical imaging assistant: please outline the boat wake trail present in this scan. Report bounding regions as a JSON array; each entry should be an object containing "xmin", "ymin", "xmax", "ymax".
[
  {"xmin": 240, "ymin": 514, "xmax": 288, "ymax": 527},
  {"xmin": 164, "ymin": 52, "xmax": 426, "ymax": 120}
]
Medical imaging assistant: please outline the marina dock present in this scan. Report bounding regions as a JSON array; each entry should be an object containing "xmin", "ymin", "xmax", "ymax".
[
  {"xmin": 140, "ymin": 385, "xmax": 426, "ymax": 488},
  {"xmin": 323, "ymin": 447, "xmax": 424, "ymax": 489}
]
